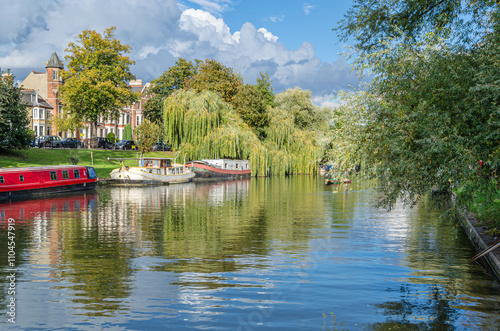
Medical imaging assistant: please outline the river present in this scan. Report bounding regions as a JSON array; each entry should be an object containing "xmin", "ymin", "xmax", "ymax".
[{"xmin": 1, "ymin": 177, "xmax": 499, "ymax": 330}]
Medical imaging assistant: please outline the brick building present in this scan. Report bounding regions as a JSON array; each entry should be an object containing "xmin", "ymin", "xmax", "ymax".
[
  {"xmin": 21, "ymin": 52, "xmax": 64, "ymax": 136},
  {"xmin": 21, "ymin": 52, "xmax": 148, "ymax": 140}
]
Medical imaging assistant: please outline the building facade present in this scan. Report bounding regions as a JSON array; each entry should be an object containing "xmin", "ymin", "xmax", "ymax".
[{"xmin": 21, "ymin": 89, "xmax": 54, "ymax": 137}]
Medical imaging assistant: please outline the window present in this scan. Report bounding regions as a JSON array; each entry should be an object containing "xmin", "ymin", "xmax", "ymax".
[
  {"xmin": 73, "ymin": 169, "xmax": 80, "ymax": 178},
  {"xmin": 19, "ymin": 175, "xmax": 24, "ymax": 182},
  {"xmin": 39, "ymin": 109, "xmax": 44, "ymax": 119},
  {"xmin": 50, "ymin": 171, "xmax": 57, "ymax": 180},
  {"xmin": 62, "ymin": 170, "xmax": 69, "ymax": 179},
  {"xmin": 236, "ymin": 163, "xmax": 239, "ymax": 168},
  {"xmin": 0, "ymin": 176, "xmax": 4, "ymax": 184},
  {"xmin": 136, "ymin": 115, "xmax": 141, "ymax": 125},
  {"xmin": 53, "ymin": 70, "xmax": 59, "ymax": 81},
  {"xmin": 33, "ymin": 108, "xmax": 38, "ymax": 119}
]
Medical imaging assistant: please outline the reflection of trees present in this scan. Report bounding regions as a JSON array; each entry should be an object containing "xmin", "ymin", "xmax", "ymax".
[
  {"xmin": 370, "ymin": 284, "xmax": 458, "ymax": 330},
  {"xmin": 53, "ymin": 194, "xmax": 135, "ymax": 317},
  {"xmin": 129, "ymin": 177, "xmax": 330, "ymax": 277},
  {"xmin": 366, "ymin": 196, "xmax": 500, "ymax": 330}
]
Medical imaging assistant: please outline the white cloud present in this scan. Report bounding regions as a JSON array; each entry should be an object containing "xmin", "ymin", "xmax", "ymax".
[
  {"xmin": 184, "ymin": 0, "xmax": 232, "ymax": 16},
  {"xmin": 1, "ymin": 0, "xmax": 358, "ymax": 105},
  {"xmin": 303, "ymin": 3, "xmax": 315, "ymax": 15},
  {"xmin": 269, "ymin": 15, "xmax": 285, "ymax": 23}
]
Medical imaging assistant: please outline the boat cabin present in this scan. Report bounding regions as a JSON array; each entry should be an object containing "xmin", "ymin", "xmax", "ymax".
[{"xmin": 140, "ymin": 158, "xmax": 172, "ymax": 168}]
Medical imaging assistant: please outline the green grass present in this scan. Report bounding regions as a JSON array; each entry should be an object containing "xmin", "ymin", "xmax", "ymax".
[{"xmin": 0, "ymin": 148, "xmax": 176, "ymax": 178}]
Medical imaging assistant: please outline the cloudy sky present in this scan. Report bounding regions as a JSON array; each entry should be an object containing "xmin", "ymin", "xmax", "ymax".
[{"xmin": 0, "ymin": 0, "xmax": 358, "ymax": 106}]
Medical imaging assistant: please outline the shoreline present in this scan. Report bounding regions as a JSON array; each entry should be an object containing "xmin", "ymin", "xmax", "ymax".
[{"xmin": 461, "ymin": 212, "xmax": 500, "ymax": 280}]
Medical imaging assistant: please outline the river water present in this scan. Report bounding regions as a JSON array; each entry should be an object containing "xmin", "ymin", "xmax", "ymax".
[{"xmin": 1, "ymin": 177, "xmax": 499, "ymax": 330}]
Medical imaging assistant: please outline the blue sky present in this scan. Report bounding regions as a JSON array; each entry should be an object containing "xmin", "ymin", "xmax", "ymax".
[{"xmin": 0, "ymin": 0, "xmax": 358, "ymax": 106}]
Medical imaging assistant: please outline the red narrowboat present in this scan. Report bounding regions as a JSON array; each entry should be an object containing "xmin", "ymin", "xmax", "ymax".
[
  {"xmin": 0, "ymin": 165, "xmax": 99, "ymax": 200},
  {"xmin": 186, "ymin": 159, "xmax": 251, "ymax": 179}
]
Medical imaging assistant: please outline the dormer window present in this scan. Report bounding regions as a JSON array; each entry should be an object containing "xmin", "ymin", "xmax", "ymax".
[{"xmin": 31, "ymin": 92, "xmax": 37, "ymax": 103}]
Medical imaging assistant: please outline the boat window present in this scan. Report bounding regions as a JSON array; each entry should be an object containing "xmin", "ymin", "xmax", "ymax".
[
  {"xmin": 50, "ymin": 171, "xmax": 58, "ymax": 180},
  {"xmin": 19, "ymin": 174, "xmax": 24, "ymax": 182},
  {"xmin": 225, "ymin": 163, "xmax": 228, "ymax": 168},
  {"xmin": 166, "ymin": 159, "xmax": 171, "ymax": 167},
  {"xmin": 62, "ymin": 170, "xmax": 69, "ymax": 179},
  {"xmin": 0, "ymin": 176, "xmax": 4, "ymax": 184},
  {"xmin": 153, "ymin": 160, "xmax": 160, "ymax": 167},
  {"xmin": 236, "ymin": 163, "xmax": 239, "ymax": 168},
  {"xmin": 86, "ymin": 167, "xmax": 98, "ymax": 179},
  {"xmin": 145, "ymin": 160, "xmax": 153, "ymax": 167},
  {"xmin": 74, "ymin": 169, "xmax": 80, "ymax": 178}
]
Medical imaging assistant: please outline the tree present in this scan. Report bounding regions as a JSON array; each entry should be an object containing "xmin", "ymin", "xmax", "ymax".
[
  {"xmin": 144, "ymin": 58, "xmax": 196, "ymax": 124},
  {"xmin": 274, "ymin": 88, "xmax": 328, "ymax": 131},
  {"xmin": 332, "ymin": 2, "xmax": 500, "ymax": 218},
  {"xmin": 335, "ymin": 0, "xmax": 498, "ymax": 70},
  {"xmin": 60, "ymin": 27, "xmax": 138, "ymax": 148},
  {"xmin": 255, "ymin": 72, "xmax": 275, "ymax": 108},
  {"xmin": 184, "ymin": 59, "xmax": 243, "ymax": 104},
  {"xmin": 0, "ymin": 71, "xmax": 32, "ymax": 150},
  {"xmin": 232, "ymin": 84, "xmax": 269, "ymax": 139},
  {"xmin": 135, "ymin": 119, "xmax": 162, "ymax": 156},
  {"xmin": 123, "ymin": 123, "xmax": 133, "ymax": 140}
]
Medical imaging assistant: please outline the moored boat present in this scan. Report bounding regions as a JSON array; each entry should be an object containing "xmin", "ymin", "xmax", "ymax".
[
  {"xmin": 109, "ymin": 157, "xmax": 195, "ymax": 184},
  {"xmin": 0, "ymin": 165, "xmax": 99, "ymax": 200},
  {"xmin": 186, "ymin": 159, "xmax": 251, "ymax": 179}
]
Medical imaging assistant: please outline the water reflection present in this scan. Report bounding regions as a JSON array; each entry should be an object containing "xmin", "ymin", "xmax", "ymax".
[{"xmin": 1, "ymin": 178, "xmax": 499, "ymax": 329}]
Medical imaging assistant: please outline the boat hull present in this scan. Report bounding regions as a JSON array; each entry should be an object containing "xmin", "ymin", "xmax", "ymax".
[
  {"xmin": 110, "ymin": 167, "xmax": 195, "ymax": 184},
  {"xmin": 187, "ymin": 162, "xmax": 251, "ymax": 179},
  {"xmin": 0, "ymin": 165, "xmax": 99, "ymax": 201}
]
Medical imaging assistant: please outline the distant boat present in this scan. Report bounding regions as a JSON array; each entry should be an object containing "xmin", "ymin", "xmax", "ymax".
[
  {"xmin": 0, "ymin": 165, "xmax": 98, "ymax": 200},
  {"xmin": 186, "ymin": 159, "xmax": 251, "ymax": 179},
  {"xmin": 110, "ymin": 157, "xmax": 195, "ymax": 184}
]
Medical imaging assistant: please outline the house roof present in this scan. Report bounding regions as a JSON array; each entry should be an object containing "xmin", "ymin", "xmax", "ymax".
[
  {"xmin": 46, "ymin": 52, "xmax": 64, "ymax": 69},
  {"xmin": 21, "ymin": 90, "xmax": 54, "ymax": 109}
]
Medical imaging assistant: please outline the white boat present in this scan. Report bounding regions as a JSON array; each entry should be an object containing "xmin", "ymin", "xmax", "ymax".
[{"xmin": 110, "ymin": 157, "xmax": 195, "ymax": 184}]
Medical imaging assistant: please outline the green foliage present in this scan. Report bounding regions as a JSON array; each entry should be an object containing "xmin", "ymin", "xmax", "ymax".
[
  {"xmin": 0, "ymin": 71, "xmax": 32, "ymax": 150},
  {"xmin": 123, "ymin": 123, "xmax": 133, "ymax": 140},
  {"xmin": 332, "ymin": 3, "xmax": 500, "ymax": 230},
  {"xmin": 274, "ymin": 88, "xmax": 328, "ymax": 131},
  {"xmin": 135, "ymin": 119, "xmax": 162, "ymax": 155},
  {"xmin": 60, "ymin": 27, "xmax": 138, "ymax": 142},
  {"xmin": 255, "ymin": 72, "xmax": 275, "ymax": 108},
  {"xmin": 144, "ymin": 58, "xmax": 196, "ymax": 124},
  {"xmin": 335, "ymin": 0, "xmax": 498, "ymax": 71},
  {"xmin": 106, "ymin": 132, "xmax": 116, "ymax": 143},
  {"xmin": 232, "ymin": 84, "xmax": 269, "ymax": 139},
  {"xmin": 184, "ymin": 59, "xmax": 243, "ymax": 104},
  {"xmin": 164, "ymin": 89, "xmax": 325, "ymax": 176}
]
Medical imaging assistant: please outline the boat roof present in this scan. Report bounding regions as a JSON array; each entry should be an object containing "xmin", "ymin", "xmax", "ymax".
[
  {"xmin": 142, "ymin": 157, "xmax": 173, "ymax": 160},
  {"xmin": 0, "ymin": 165, "xmax": 87, "ymax": 173}
]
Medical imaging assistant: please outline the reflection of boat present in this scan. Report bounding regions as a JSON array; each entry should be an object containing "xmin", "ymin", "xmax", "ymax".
[
  {"xmin": 186, "ymin": 159, "xmax": 251, "ymax": 179},
  {"xmin": 325, "ymin": 178, "xmax": 342, "ymax": 185},
  {"xmin": 110, "ymin": 157, "xmax": 195, "ymax": 184},
  {"xmin": 0, "ymin": 192, "xmax": 98, "ymax": 224},
  {"xmin": 0, "ymin": 165, "xmax": 98, "ymax": 200}
]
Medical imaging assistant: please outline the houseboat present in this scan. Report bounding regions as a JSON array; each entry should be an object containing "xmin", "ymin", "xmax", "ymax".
[
  {"xmin": 109, "ymin": 157, "xmax": 195, "ymax": 184},
  {"xmin": 186, "ymin": 159, "xmax": 251, "ymax": 179},
  {"xmin": 0, "ymin": 165, "xmax": 99, "ymax": 200}
]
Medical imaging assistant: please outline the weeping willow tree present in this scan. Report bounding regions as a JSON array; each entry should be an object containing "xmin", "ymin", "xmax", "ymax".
[{"xmin": 163, "ymin": 89, "xmax": 325, "ymax": 176}]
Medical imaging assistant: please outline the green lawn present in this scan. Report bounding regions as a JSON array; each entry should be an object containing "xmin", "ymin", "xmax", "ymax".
[{"xmin": 0, "ymin": 148, "xmax": 176, "ymax": 178}]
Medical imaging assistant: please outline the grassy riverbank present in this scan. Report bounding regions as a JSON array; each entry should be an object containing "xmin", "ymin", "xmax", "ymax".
[{"xmin": 0, "ymin": 148, "xmax": 176, "ymax": 178}]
